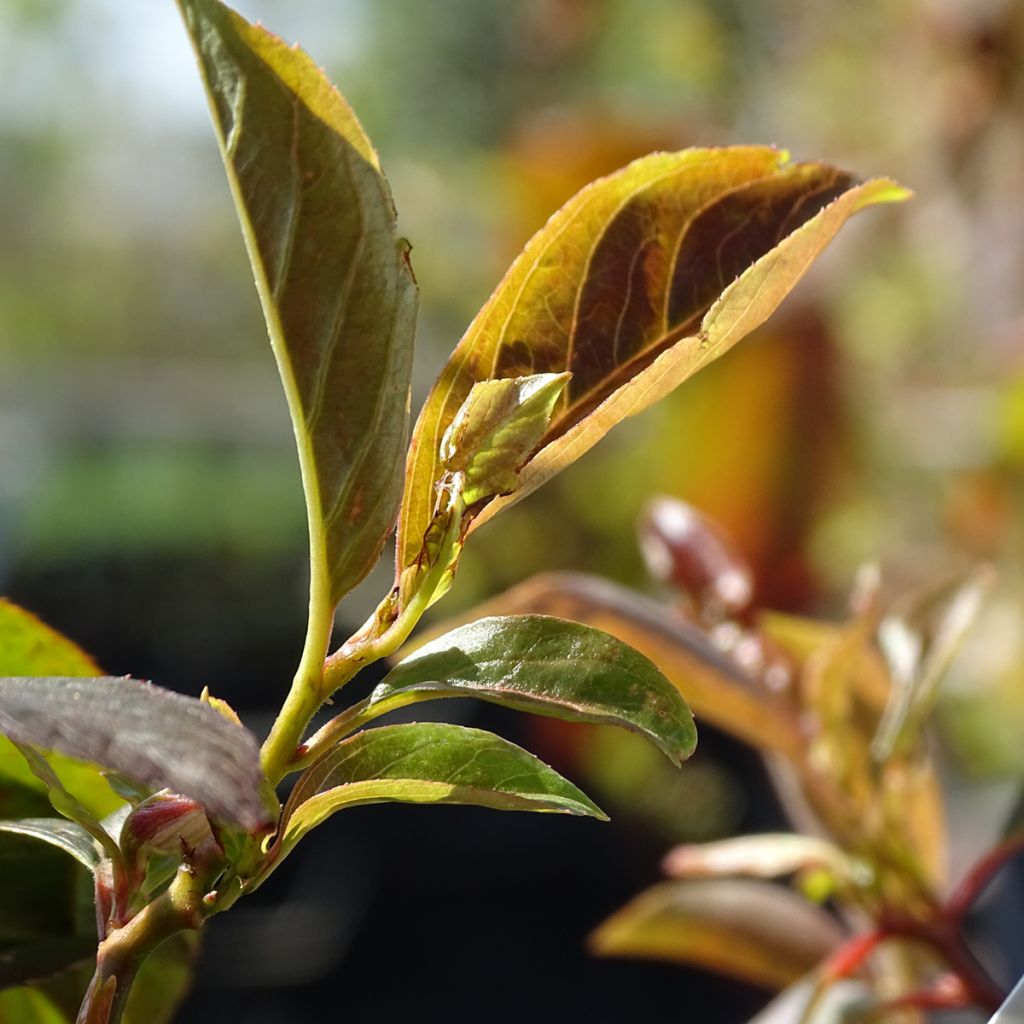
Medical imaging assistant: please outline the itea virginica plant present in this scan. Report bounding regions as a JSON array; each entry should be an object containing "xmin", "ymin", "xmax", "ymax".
[{"xmin": 0, "ymin": 2, "xmax": 907, "ymax": 1020}]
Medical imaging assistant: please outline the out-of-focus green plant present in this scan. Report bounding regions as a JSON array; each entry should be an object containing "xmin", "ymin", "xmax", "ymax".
[
  {"xmin": 451, "ymin": 496, "xmax": 1015, "ymax": 1021},
  {"xmin": 0, "ymin": 1, "xmax": 905, "ymax": 1020}
]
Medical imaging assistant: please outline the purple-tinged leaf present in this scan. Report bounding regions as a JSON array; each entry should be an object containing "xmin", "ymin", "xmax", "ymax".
[{"xmin": 0, "ymin": 677, "xmax": 273, "ymax": 832}]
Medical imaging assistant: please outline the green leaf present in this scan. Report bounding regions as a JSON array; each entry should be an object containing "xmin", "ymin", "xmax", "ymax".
[
  {"xmin": 441, "ymin": 373, "xmax": 571, "ymax": 506},
  {"xmin": 0, "ymin": 600, "xmax": 120, "ymax": 820},
  {"xmin": 590, "ymin": 879, "xmax": 844, "ymax": 990},
  {"xmin": 398, "ymin": 148, "xmax": 908, "ymax": 571},
  {"xmin": 0, "ymin": 676, "xmax": 272, "ymax": 832},
  {"xmin": 403, "ymin": 572, "xmax": 804, "ymax": 759},
  {"xmin": 124, "ymin": 932, "xmax": 199, "ymax": 1024},
  {"xmin": 178, "ymin": 0, "xmax": 418, "ymax": 610},
  {"xmin": 0, "ymin": 986, "xmax": 68, "ymax": 1023},
  {"xmin": 0, "ymin": 819, "xmax": 100, "ymax": 873},
  {"xmin": 278, "ymin": 722, "xmax": 605, "ymax": 855},
  {"xmin": 361, "ymin": 614, "xmax": 695, "ymax": 764}
]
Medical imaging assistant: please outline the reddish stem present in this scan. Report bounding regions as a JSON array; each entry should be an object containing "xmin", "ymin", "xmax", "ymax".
[{"xmin": 947, "ymin": 833, "xmax": 1024, "ymax": 924}]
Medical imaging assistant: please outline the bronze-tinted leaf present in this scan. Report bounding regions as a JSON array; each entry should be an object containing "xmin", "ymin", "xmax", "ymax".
[
  {"xmin": 590, "ymin": 878, "xmax": 845, "ymax": 989},
  {"xmin": 178, "ymin": 0, "xmax": 418, "ymax": 609},
  {"xmin": 398, "ymin": 147, "xmax": 907, "ymax": 571}
]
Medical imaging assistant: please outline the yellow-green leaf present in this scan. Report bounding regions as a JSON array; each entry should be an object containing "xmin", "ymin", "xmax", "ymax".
[
  {"xmin": 398, "ymin": 147, "xmax": 908, "ymax": 570},
  {"xmin": 590, "ymin": 879, "xmax": 844, "ymax": 989},
  {"xmin": 178, "ymin": 0, "xmax": 418, "ymax": 611},
  {"xmin": 441, "ymin": 372, "xmax": 570, "ymax": 506}
]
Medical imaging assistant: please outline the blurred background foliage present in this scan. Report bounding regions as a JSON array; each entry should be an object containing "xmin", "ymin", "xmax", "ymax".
[{"xmin": 1, "ymin": 0, "xmax": 1023, "ymax": 1018}]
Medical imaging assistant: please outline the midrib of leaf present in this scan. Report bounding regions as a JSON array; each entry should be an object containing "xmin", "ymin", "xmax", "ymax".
[{"xmin": 185, "ymin": 27, "xmax": 336, "ymax": 685}]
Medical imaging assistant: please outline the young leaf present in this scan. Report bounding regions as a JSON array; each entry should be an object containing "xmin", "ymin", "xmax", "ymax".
[
  {"xmin": 441, "ymin": 372, "xmax": 571, "ymax": 506},
  {"xmin": 278, "ymin": 722, "xmax": 605, "ymax": 855},
  {"xmin": 0, "ymin": 677, "xmax": 272, "ymax": 832},
  {"xmin": 398, "ymin": 148, "xmax": 908, "ymax": 570},
  {"xmin": 352, "ymin": 615, "xmax": 695, "ymax": 764},
  {"xmin": 178, "ymin": 0, "xmax": 418, "ymax": 609},
  {"xmin": 0, "ymin": 819, "xmax": 99, "ymax": 873},
  {"xmin": 401, "ymin": 572, "xmax": 804, "ymax": 759},
  {"xmin": 589, "ymin": 878, "xmax": 845, "ymax": 989}
]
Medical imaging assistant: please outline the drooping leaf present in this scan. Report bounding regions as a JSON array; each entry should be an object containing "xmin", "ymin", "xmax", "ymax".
[
  {"xmin": 353, "ymin": 614, "xmax": 695, "ymax": 764},
  {"xmin": 0, "ymin": 677, "xmax": 272, "ymax": 832},
  {"xmin": 398, "ymin": 148, "xmax": 908, "ymax": 570},
  {"xmin": 278, "ymin": 722, "xmax": 604, "ymax": 855},
  {"xmin": 440, "ymin": 373, "xmax": 571, "ymax": 506},
  {"xmin": 590, "ymin": 878, "xmax": 845, "ymax": 989},
  {"xmin": 178, "ymin": 0, "xmax": 418, "ymax": 608},
  {"xmin": 0, "ymin": 600, "xmax": 119, "ymax": 819},
  {"xmin": 0, "ymin": 819, "xmax": 99, "ymax": 873},
  {"xmin": 403, "ymin": 573, "xmax": 803, "ymax": 759}
]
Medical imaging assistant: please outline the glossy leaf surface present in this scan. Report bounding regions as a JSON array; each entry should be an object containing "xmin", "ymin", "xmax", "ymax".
[
  {"xmin": 398, "ymin": 148, "xmax": 907, "ymax": 569},
  {"xmin": 0, "ymin": 818, "xmax": 99, "ymax": 873},
  {"xmin": 406, "ymin": 573, "xmax": 803, "ymax": 758},
  {"xmin": 280, "ymin": 722, "xmax": 604, "ymax": 853},
  {"xmin": 368, "ymin": 614, "xmax": 695, "ymax": 764},
  {"xmin": 590, "ymin": 878, "xmax": 844, "ymax": 989},
  {"xmin": 179, "ymin": 0, "xmax": 418, "ymax": 607},
  {"xmin": 0, "ymin": 676, "xmax": 270, "ymax": 831}
]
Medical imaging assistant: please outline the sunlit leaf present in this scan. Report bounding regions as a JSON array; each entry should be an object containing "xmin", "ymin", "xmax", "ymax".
[
  {"xmin": 278, "ymin": 722, "xmax": 604, "ymax": 855},
  {"xmin": 0, "ymin": 677, "xmax": 272, "ymax": 832},
  {"xmin": 590, "ymin": 878, "xmax": 845, "ymax": 989},
  {"xmin": 662, "ymin": 833, "xmax": 859, "ymax": 884},
  {"xmin": 441, "ymin": 373, "xmax": 570, "ymax": 506},
  {"xmin": 178, "ymin": 0, "xmax": 418, "ymax": 608},
  {"xmin": 407, "ymin": 573, "xmax": 803, "ymax": 759},
  {"xmin": 398, "ymin": 147, "xmax": 907, "ymax": 571},
  {"xmin": 0, "ymin": 819, "xmax": 99, "ymax": 873},
  {"xmin": 343, "ymin": 614, "xmax": 695, "ymax": 764}
]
